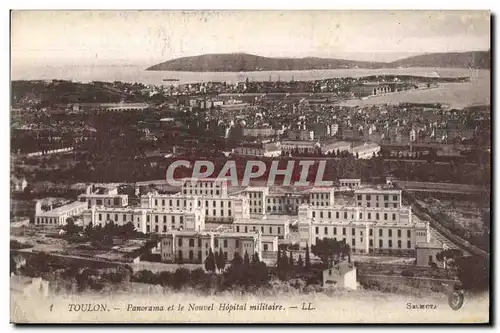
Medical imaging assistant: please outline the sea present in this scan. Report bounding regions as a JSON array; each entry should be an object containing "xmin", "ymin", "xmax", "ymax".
[{"xmin": 11, "ymin": 64, "xmax": 490, "ymax": 109}]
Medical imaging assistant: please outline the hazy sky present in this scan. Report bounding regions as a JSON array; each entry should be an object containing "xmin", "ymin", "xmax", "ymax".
[{"xmin": 11, "ymin": 10, "xmax": 490, "ymax": 66}]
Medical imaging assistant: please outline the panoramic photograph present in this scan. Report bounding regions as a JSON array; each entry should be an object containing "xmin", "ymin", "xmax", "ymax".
[{"xmin": 10, "ymin": 10, "xmax": 490, "ymax": 324}]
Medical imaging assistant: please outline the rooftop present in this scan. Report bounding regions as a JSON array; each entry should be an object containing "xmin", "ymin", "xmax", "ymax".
[{"xmin": 37, "ymin": 201, "xmax": 87, "ymax": 217}]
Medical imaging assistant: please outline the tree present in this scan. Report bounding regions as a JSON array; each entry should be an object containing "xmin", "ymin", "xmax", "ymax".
[
  {"xmin": 436, "ymin": 249, "xmax": 463, "ymax": 269},
  {"xmin": 216, "ymin": 249, "xmax": 226, "ymax": 272},
  {"xmin": 311, "ymin": 238, "xmax": 350, "ymax": 268},
  {"xmin": 204, "ymin": 248, "xmax": 216, "ymax": 273},
  {"xmin": 305, "ymin": 243, "xmax": 311, "ymax": 270},
  {"xmin": 252, "ymin": 252, "xmax": 260, "ymax": 263},
  {"xmin": 173, "ymin": 268, "xmax": 191, "ymax": 289},
  {"xmin": 289, "ymin": 251, "xmax": 294, "ymax": 267},
  {"xmin": 244, "ymin": 251, "xmax": 250, "ymax": 266},
  {"xmin": 297, "ymin": 254, "xmax": 304, "ymax": 270}
]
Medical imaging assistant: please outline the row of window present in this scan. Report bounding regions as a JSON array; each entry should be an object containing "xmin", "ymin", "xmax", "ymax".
[
  {"xmin": 248, "ymin": 192, "xmax": 263, "ymax": 199},
  {"xmin": 315, "ymin": 226, "xmax": 412, "ymax": 238},
  {"xmin": 310, "ymin": 193, "xmax": 330, "ymax": 199},
  {"xmin": 235, "ymin": 225, "xmax": 282, "ymax": 234},
  {"xmin": 205, "ymin": 209, "xmax": 232, "ymax": 216},
  {"xmin": 183, "ymin": 182, "xmax": 221, "ymax": 188},
  {"xmin": 316, "ymin": 237, "xmax": 411, "ymax": 249},
  {"xmin": 357, "ymin": 194, "xmax": 398, "ymax": 201},
  {"xmin": 357, "ymin": 202, "xmax": 398, "ymax": 208},
  {"xmin": 36, "ymin": 217, "xmax": 60, "ymax": 224},
  {"xmin": 312, "ymin": 211, "xmax": 401, "ymax": 221},
  {"xmin": 183, "ymin": 189, "xmax": 221, "ymax": 195}
]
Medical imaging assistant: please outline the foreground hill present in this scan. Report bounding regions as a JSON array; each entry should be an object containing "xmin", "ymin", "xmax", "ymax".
[{"xmin": 147, "ymin": 51, "xmax": 490, "ymax": 72}]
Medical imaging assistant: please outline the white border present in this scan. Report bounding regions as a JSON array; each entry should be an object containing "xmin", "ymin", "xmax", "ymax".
[{"xmin": 2, "ymin": 1, "xmax": 497, "ymax": 332}]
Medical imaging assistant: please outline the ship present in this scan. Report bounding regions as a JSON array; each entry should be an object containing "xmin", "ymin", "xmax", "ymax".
[{"xmin": 162, "ymin": 78, "xmax": 180, "ymax": 82}]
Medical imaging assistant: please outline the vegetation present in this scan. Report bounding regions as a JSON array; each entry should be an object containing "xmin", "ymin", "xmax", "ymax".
[{"xmin": 311, "ymin": 238, "xmax": 351, "ymax": 268}]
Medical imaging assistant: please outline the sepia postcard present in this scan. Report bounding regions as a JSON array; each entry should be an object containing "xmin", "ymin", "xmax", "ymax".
[{"xmin": 10, "ymin": 10, "xmax": 491, "ymax": 324}]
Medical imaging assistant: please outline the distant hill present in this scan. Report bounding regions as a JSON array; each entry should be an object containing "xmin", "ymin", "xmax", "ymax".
[
  {"xmin": 390, "ymin": 51, "xmax": 490, "ymax": 69},
  {"xmin": 146, "ymin": 51, "xmax": 490, "ymax": 72}
]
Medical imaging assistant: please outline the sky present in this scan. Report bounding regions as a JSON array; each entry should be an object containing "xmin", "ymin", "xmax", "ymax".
[{"xmin": 11, "ymin": 10, "xmax": 491, "ymax": 67}]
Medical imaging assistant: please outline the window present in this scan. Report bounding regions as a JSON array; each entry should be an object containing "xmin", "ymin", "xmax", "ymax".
[
  {"xmin": 98, "ymin": 214, "xmax": 102, "ymax": 221},
  {"xmin": 367, "ymin": 202, "xmax": 371, "ymax": 207},
  {"xmin": 388, "ymin": 229, "xmax": 392, "ymax": 237},
  {"xmin": 264, "ymin": 244, "xmax": 268, "ymax": 251},
  {"xmin": 357, "ymin": 195, "xmax": 362, "ymax": 200},
  {"xmin": 315, "ymin": 227, "xmax": 319, "ymax": 234},
  {"xmin": 366, "ymin": 195, "xmax": 371, "ymax": 200},
  {"xmin": 407, "ymin": 240, "xmax": 411, "ymax": 248},
  {"xmin": 155, "ymin": 216, "xmax": 158, "ymax": 223},
  {"xmin": 384, "ymin": 195, "xmax": 388, "ymax": 201},
  {"xmin": 245, "ymin": 226, "xmax": 248, "ymax": 233},
  {"xmin": 333, "ymin": 227, "xmax": 337, "ymax": 235},
  {"xmin": 221, "ymin": 210, "xmax": 224, "ymax": 216},
  {"xmin": 155, "ymin": 225, "xmax": 158, "ymax": 232},
  {"xmin": 236, "ymin": 226, "xmax": 240, "ymax": 232},
  {"xmin": 198, "ymin": 239, "xmax": 202, "ymax": 247},
  {"xmin": 155, "ymin": 199, "xmax": 158, "ymax": 206},
  {"xmin": 393, "ymin": 195, "xmax": 398, "ymax": 201},
  {"xmin": 228, "ymin": 202, "xmax": 231, "ymax": 208},
  {"xmin": 178, "ymin": 250, "xmax": 183, "ymax": 260},
  {"xmin": 369, "ymin": 239, "xmax": 373, "ymax": 247},
  {"xmin": 369, "ymin": 229, "xmax": 373, "ymax": 236},
  {"xmin": 224, "ymin": 252, "xmax": 228, "ymax": 260},
  {"xmin": 368, "ymin": 213, "xmax": 371, "ymax": 219},
  {"xmin": 359, "ymin": 213, "xmax": 363, "ymax": 219},
  {"xmin": 278, "ymin": 227, "xmax": 281, "ymax": 234},
  {"xmin": 336, "ymin": 212, "xmax": 339, "ymax": 219},
  {"xmin": 320, "ymin": 212, "xmax": 323, "ymax": 218},
  {"xmin": 376, "ymin": 213, "xmax": 379, "ymax": 220},
  {"xmin": 180, "ymin": 216, "xmax": 184, "ymax": 224},
  {"xmin": 312, "ymin": 211, "xmax": 316, "ymax": 218},
  {"xmin": 342, "ymin": 228, "xmax": 346, "ymax": 235},
  {"xmin": 384, "ymin": 213, "xmax": 388, "ymax": 221},
  {"xmin": 392, "ymin": 213, "xmax": 396, "ymax": 220},
  {"xmin": 397, "ymin": 230, "xmax": 401, "ymax": 238},
  {"xmin": 123, "ymin": 214, "xmax": 126, "ymax": 221},
  {"xmin": 269, "ymin": 227, "xmax": 272, "ymax": 233},
  {"xmin": 379, "ymin": 239, "xmax": 383, "ymax": 248},
  {"xmin": 178, "ymin": 238, "xmax": 183, "ymax": 246},
  {"xmin": 215, "ymin": 239, "xmax": 219, "ymax": 247},
  {"xmin": 379, "ymin": 229, "xmax": 383, "ymax": 237},
  {"xmin": 398, "ymin": 240, "xmax": 402, "ymax": 248},
  {"xmin": 163, "ymin": 216, "xmax": 167, "ymax": 223},
  {"xmin": 189, "ymin": 250, "xmax": 193, "ymax": 260},
  {"xmin": 429, "ymin": 255, "xmax": 433, "ymax": 262},
  {"xmin": 352, "ymin": 239, "xmax": 355, "ymax": 246},
  {"xmin": 224, "ymin": 240, "xmax": 228, "ymax": 248},
  {"xmin": 344, "ymin": 212, "xmax": 347, "ymax": 219},
  {"xmin": 198, "ymin": 251, "xmax": 202, "ymax": 261},
  {"xmin": 352, "ymin": 228, "xmax": 355, "ymax": 236},
  {"xmin": 407, "ymin": 230, "xmax": 411, "ymax": 237},
  {"xmin": 388, "ymin": 240, "xmax": 392, "ymax": 248},
  {"xmin": 235, "ymin": 240, "xmax": 239, "ymax": 247},
  {"xmin": 163, "ymin": 225, "xmax": 167, "ymax": 232}
]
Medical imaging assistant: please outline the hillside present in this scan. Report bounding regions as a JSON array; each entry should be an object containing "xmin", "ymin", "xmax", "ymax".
[
  {"xmin": 390, "ymin": 51, "xmax": 490, "ymax": 69},
  {"xmin": 146, "ymin": 51, "xmax": 490, "ymax": 72}
]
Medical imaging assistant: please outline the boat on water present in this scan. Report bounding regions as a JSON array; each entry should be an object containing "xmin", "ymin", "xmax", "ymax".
[{"xmin": 163, "ymin": 78, "xmax": 180, "ymax": 82}]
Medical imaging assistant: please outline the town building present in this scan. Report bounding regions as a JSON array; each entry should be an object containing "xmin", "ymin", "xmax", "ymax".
[
  {"xmin": 322, "ymin": 262, "xmax": 358, "ymax": 290},
  {"xmin": 232, "ymin": 216, "xmax": 292, "ymax": 240},
  {"xmin": 159, "ymin": 230, "xmax": 262, "ymax": 264},
  {"xmin": 339, "ymin": 179, "xmax": 362, "ymax": 188},
  {"xmin": 281, "ymin": 140, "xmax": 321, "ymax": 154},
  {"xmin": 233, "ymin": 142, "xmax": 281, "ymax": 157},
  {"xmin": 34, "ymin": 200, "xmax": 87, "ymax": 226}
]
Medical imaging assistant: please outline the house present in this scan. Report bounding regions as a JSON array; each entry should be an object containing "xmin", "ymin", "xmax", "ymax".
[
  {"xmin": 415, "ymin": 241, "xmax": 449, "ymax": 267},
  {"xmin": 322, "ymin": 262, "xmax": 358, "ymax": 290}
]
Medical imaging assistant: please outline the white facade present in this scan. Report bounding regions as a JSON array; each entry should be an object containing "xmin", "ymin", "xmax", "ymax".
[
  {"xmin": 160, "ymin": 230, "xmax": 262, "ymax": 264},
  {"xmin": 35, "ymin": 200, "xmax": 88, "ymax": 226}
]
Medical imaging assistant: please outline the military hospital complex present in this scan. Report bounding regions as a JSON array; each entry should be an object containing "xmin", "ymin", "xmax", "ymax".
[{"xmin": 34, "ymin": 177, "xmax": 431, "ymax": 264}]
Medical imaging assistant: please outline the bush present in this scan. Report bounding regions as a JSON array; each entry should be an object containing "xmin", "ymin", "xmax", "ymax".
[{"xmin": 401, "ymin": 270, "xmax": 415, "ymax": 277}]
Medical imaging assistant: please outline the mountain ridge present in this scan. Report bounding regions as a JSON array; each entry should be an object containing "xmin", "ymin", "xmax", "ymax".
[{"xmin": 146, "ymin": 51, "xmax": 490, "ymax": 72}]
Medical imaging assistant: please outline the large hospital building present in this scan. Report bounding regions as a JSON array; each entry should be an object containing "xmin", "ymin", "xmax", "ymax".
[{"xmin": 41, "ymin": 177, "xmax": 431, "ymax": 262}]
